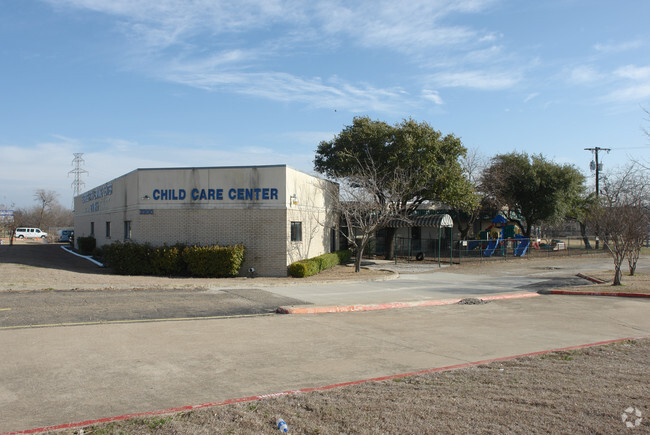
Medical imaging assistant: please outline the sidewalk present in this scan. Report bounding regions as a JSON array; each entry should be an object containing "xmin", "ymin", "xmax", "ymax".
[{"xmin": 273, "ymin": 256, "xmax": 633, "ymax": 314}]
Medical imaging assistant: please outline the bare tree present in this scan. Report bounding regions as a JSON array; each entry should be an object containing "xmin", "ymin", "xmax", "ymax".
[
  {"xmin": 326, "ymin": 153, "xmax": 412, "ymax": 272},
  {"xmin": 34, "ymin": 189, "xmax": 59, "ymax": 228},
  {"xmin": 595, "ymin": 163, "xmax": 649, "ymax": 284},
  {"xmin": 454, "ymin": 147, "xmax": 485, "ymax": 239}
]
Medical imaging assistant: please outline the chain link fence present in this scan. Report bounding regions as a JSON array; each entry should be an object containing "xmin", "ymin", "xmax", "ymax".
[{"xmin": 376, "ymin": 235, "xmax": 609, "ymax": 265}]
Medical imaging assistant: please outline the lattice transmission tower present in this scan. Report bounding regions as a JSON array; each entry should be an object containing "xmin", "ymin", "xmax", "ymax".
[{"xmin": 69, "ymin": 153, "xmax": 89, "ymax": 209}]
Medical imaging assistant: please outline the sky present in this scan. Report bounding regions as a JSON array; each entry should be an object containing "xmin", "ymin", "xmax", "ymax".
[{"xmin": 1, "ymin": 0, "xmax": 649, "ymax": 209}]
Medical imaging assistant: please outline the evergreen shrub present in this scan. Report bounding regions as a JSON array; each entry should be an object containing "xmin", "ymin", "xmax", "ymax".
[{"xmin": 288, "ymin": 249, "xmax": 352, "ymax": 278}]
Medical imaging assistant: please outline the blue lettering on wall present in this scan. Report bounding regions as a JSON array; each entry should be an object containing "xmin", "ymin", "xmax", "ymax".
[
  {"xmin": 82, "ymin": 182, "xmax": 113, "ymax": 203},
  {"xmin": 153, "ymin": 187, "xmax": 279, "ymax": 201}
]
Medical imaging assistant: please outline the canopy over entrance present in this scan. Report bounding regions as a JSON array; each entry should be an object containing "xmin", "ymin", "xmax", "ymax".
[{"xmin": 387, "ymin": 213, "xmax": 454, "ymax": 229}]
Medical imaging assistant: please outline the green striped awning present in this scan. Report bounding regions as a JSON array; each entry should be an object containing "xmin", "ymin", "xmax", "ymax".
[{"xmin": 387, "ymin": 213, "xmax": 454, "ymax": 228}]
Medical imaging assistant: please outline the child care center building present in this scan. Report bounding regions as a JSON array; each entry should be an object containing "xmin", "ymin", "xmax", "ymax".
[{"xmin": 73, "ymin": 165, "xmax": 338, "ymax": 277}]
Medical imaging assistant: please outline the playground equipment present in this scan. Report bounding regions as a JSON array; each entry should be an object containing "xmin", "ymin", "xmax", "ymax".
[
  {"xmin": 513, "ymin": 234, "xmax": 530, "ymax": 257},
  {"xmin": 483, "ymin": 235, "xmax": 500, "ymax": 257},
  {"xmin": 467, "ymin": 215, "xmax": 530, "ymax": 257}
]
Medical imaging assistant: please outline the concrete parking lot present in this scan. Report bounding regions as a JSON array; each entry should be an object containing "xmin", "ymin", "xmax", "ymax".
[{"xmin": 0, "ymin": 247, "xmax": 648, "ymax": 433}]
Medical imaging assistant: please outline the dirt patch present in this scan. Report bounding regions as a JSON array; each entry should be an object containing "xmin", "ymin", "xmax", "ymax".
[
  {"xmin": 457, "ymin": 297, "xmax": 489, "ymax": 305},
  {"xmin": 51, "ymin": 339, "xmax": 650, "ymax": 434}
]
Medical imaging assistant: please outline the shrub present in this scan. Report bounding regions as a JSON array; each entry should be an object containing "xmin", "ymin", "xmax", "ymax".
[
  {"xmin": 149, "ymin": 244, "xmax": 187, "ymax": 276},
  {"xmin": 76, "ymin": 236, "xmax": 96, "ymax": 256},
  {"xmin": 102, "ymin": 242, "xmax": 245, "ymax": 277},
  {"xmin": 103, "ymin": 241, "xmax": 155, "ymax": 275},
  {"xmin": 288, "ymin": 260, "xmax": 320, "ymax": 278},
  {"xmin": 289, "ymin": 249, "xmax": 352, "ymax": 278},
  {"xmin": 182, "ymin": 244, "xmax": 245, "ymax": 278}
]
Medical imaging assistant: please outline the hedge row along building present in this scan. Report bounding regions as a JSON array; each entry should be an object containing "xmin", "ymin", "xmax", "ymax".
[{"xmin": 73, "ymin": 165, "xmax": 339, "ymax": 277}]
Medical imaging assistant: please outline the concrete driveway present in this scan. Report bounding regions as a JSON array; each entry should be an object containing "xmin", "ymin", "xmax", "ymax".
[
  {"xmin": 0, "ymin": 254, "xmax": 648, "ymax": 433},
  {"xmin": 269, "ymin": 255, "xmax": 620, "ymax": 308},
  {"xmin": 1, "ymin": 296, "xmax": 648, "ymax": 433}
]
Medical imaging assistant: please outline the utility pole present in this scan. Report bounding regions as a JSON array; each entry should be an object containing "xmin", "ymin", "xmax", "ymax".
[
  {"xmin": 68, "ymin": 153, "xmax": 89, "ymax": 210},
  {"xmin": 585, "ymin": 147, "xmax": 610, "ymax": 249},
  {"xmin": 584, "ymin": 147, "xmax": 611, "ymax": 196}
]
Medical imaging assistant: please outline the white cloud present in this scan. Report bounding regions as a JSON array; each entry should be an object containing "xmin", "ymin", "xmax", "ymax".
[
  {"xmin": 314, "ymin": 0, "xmax": 497, "ymax": 53},
  {"xmin": 614, "ymin": 64, "xmax": 650, "ymax": 80},
  {"xmin": 599, "ymin": 64, "xmax": 650, "ymax": 103},
  {"xmin": 594, "ymin": 39, "xmax": 644, "ymax": 53},
  {"xmin": 162, "ymin": 64, "xmax": 412, "ymax": 113},
  {"xmin": 523, "ymin": 92, "xmax": 539, "ymax": 103},
  {"xmin": 422, "ymin": 89, "xmax": 444, "ymax": 105},
  {"xmin": 44, "ymin": 0, "xmax": 502, "ymax": 112},
  {"xmin": 429, "ymin": 70, "xmax": 520, "ymax": 90},
  {"xmin": 566, "ymin": 65, "xmax": 602, "ymax": 85},
  {"xmin": 604, "ymin": 83, "xmax": 650, "ymax": 103}
]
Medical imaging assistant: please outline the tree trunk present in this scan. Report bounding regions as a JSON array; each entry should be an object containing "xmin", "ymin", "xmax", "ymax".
[
  {"xmin": 354, "ymin": 249, "xmax": 362, "ymax": 272},
  {"xmin": 355, "ymin": 239, "xmax": 369, "ymax": 273},
  {"xmin": 613, "ymin": 264, "xmax": 622, "ymax": 286},
  {"xmin": 579, "ymin": 222, "xmax": 592, "ymax": 249},
  {"xmin": 628, "ymin": 247, "xmax": 640, "ymax": 276},
  {"xmin": 458, "ymin": 223, "xmax": 471, "ymax": 241},
  {"xmin": 384, "ymin": 227, "xmax": 396, "ymax": 260}
]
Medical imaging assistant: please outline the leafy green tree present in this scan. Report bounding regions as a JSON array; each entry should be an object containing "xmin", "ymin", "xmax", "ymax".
[
  {"xmin": 481, "ymin": 152, "xmax": 585, "ymax": 238},
  {"xmin": 315, "ymin": 117, "xmax": 476, "ymax": 260}
]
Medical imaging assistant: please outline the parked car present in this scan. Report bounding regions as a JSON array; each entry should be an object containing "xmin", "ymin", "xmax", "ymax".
[
  {"xmin": 14, "ymin": 227, "xmax": 48, "ymax": 239},
  {"xmin": 58, "ymin": 229, "xmax": 74, "ymax": 243}
]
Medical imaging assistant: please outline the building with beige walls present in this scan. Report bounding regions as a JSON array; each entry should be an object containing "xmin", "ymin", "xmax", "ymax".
[{"xmin": 73, "ymin": 165, "xmax": 338, "ymax": 277}]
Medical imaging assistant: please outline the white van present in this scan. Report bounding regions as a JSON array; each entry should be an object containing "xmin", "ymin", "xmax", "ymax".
[{"xmin": 14, "ymin": 227, "xmax": 48, "ymax": 239}]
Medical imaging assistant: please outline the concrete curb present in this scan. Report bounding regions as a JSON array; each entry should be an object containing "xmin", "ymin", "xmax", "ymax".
[
  {"xmin": 276, "ymin": 292, "xmax": 540, "ymax": 314},
  {"xmin": 6, "ymin": 334, "xmax": 648, "ymax": 435},
  {"xmin": 60, "ymin": 246, "xmax": 104, "ymax": 267},
  {"xmin": 544, "ymin": 290, "xmax": 650, "ymax": 298}
]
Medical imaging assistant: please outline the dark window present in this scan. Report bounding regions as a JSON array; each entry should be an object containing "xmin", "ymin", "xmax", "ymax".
[
  {"xmin": 105, "ymin": 221, "xmax": 111, "ymax": 238},
  {"xmin": 90, "ymin": 222, "xmax": 94, "ymax": 236},
  {"xmin": 124, "ymin": 221, "xmax": 132, "ymax": 240},
  {"xmin": 291, "ymin": 221, "xmax": 302, "ymax": 242}
]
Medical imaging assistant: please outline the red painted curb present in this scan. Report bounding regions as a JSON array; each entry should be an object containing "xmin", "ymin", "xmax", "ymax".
[
  {"xmin": 548, "ymin": 290, "xmax": 650, "ymax": 298},
  {"xmin": 276, "ymin": 292, "xmax": 540, "ymax": 314},
  {"xmin": 5, "ymin": 334, "xmax": 648, "ymax": 435}
]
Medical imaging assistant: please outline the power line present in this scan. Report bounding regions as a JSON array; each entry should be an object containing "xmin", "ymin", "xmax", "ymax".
[{"xmin": 68, "ymin": 153, "xmax": 89, "ymax": 210}]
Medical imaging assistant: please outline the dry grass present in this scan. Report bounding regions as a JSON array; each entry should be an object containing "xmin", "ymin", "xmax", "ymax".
[
  {"xmin": 51, "ymin": 339, "xmax": 650, "ymax": 434},
  {"xmin": 559, "ymin": 271, "xmax": 650, "ymax": 294}
]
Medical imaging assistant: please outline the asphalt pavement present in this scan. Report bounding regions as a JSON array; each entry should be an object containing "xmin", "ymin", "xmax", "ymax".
[{"xmin": 0, "ymin": 288, "xmax": 306, "ymax": 328}]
